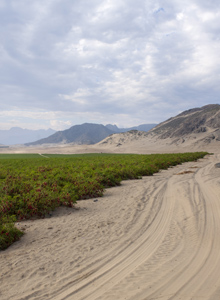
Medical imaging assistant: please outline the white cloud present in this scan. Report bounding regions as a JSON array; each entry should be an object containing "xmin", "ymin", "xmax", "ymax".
[{"xmin": 50, "ymin": 120, "xmax": 72, "ymax": 131}]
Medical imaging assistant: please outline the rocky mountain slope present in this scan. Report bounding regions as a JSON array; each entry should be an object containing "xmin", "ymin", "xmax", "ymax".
[
  {"xmin": 97, "ymin": 104, "xmax": 220, "ymax": 152},
  {"xmin": 149, "ymin": 104, "xmax": 220, "ymax": 140}
]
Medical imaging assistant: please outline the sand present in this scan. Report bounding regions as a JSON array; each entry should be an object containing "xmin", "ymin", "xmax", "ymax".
[{"xmin": 1, "ymin": 141, "xmax": 220, "ymax": 299}]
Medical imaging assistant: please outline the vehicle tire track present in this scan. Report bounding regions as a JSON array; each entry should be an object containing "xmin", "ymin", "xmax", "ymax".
[
  {"xmin": 54, "ymin": 154, "xmax": 220, "ymax": 300},
  {"xmin": 56, "ymin": 180, "xmax": 175, "ymax": 299}
]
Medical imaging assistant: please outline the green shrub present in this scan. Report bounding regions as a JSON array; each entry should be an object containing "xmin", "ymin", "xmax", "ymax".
[{"xmin": 0, "ymin": 216, "xmax": 24, "ymax": 250}]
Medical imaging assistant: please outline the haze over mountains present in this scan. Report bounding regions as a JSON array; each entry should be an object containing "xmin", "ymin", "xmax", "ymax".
[
  {"xmin": 0, "ymin": 127, "xmax": 56, "ymax": 146},
  {"xmin": 105, "ymin": 124, "xmax": 156, "ymax": 133}
]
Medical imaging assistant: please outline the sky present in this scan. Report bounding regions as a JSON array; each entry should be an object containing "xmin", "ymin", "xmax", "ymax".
[{"xmin": 0, "ymin": 0, "xmax": 220, "ymax": 131}]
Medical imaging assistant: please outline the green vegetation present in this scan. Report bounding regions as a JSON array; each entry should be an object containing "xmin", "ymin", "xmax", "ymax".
[{"xmin": 0, "ymin": 152, "xmax": 208, "ymax": 250}]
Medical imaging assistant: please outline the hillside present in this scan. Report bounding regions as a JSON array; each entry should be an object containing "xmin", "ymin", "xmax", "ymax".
[
  {"xmin": 97, "ymin": 104, "xmax": 220, "ymax": 153},
  {"xmin": 149, "ymin": 104, "xmax": 220, "ymax": 140}
]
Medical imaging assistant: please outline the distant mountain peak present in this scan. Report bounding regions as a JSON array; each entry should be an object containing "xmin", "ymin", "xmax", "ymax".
[
  {"xmin": 26, "ymin": 123, "xmax": 115, "ymax": 146},
  {"xmin": 105, "ymin": 123, "xmax": 157, "ymax": 133},
  {"xmin": 0, "ymin": 128, "xmax": 56, "ymax": 145}
]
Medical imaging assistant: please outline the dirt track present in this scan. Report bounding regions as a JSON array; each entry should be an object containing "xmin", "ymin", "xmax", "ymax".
[{"xmin": 1, "ymin": 154, "xmax": 220, "ymax": 300}]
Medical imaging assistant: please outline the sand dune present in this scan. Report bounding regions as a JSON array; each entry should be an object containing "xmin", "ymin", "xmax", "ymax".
[
  {"xmin": 1, "ymin": 132, "xmax": 219, "ymax": 155},
  {"xmin": 1, "ymin": 141, "xmax": 220, "ymax": 299}
]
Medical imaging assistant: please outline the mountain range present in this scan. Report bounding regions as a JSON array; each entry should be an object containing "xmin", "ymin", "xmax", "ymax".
[
  {"xmin": 0, "ymin": 124, "xmax": 156, "ymax": 146},
  {"xmin": 2, "ymin": 104, "xmax": 220, "ymax": 148},
  {"xmin": 25, "ymin": 123, "xmax": 157, "ymax": 146}
]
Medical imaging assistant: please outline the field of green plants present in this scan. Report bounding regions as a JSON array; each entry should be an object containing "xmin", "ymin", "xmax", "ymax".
[{"xmin": 0, "ymin": 152, "xmax": 208, "ymax": 250}]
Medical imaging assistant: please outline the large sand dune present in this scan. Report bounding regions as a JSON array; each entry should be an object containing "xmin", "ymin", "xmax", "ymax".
[{"xmin": 1, "ymin": 141, "xmax": 220, "ymax": 299}]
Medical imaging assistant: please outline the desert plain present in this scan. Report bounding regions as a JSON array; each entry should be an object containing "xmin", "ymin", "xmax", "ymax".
[{"xmin": 1, "ymin": 136, "xmax": 220, "ymax": 300}]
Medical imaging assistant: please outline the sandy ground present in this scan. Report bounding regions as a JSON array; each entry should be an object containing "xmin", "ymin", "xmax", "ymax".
[{"xmin": 1, "ymin": 142, "xmax": 220, "ymax": 299}]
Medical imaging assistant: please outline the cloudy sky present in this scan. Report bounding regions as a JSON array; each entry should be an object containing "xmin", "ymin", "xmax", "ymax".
[{"xmin": 0, "ymin": 0, "xmax": 220, "ymax": 130}]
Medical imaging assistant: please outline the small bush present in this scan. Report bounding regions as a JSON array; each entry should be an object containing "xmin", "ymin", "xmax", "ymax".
[{"xmin": 0, "ymin": 216, "xmax": 24, "ymax": 250}]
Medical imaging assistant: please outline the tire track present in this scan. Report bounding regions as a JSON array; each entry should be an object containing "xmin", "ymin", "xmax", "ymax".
[
  {"xmin": 139, "ymin": 154, "xmax": 220, "ymax": 300},
  {"xmin": 55, "ymin": 154, "xmax": 220, "ymax": 300},
  {"xmin": 54, "ymin": 174, "xmax": 183, "ymax": 299},
  {"xmin": 54, "ymin": 177, "xmax": 176, "ymax": 300}
]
